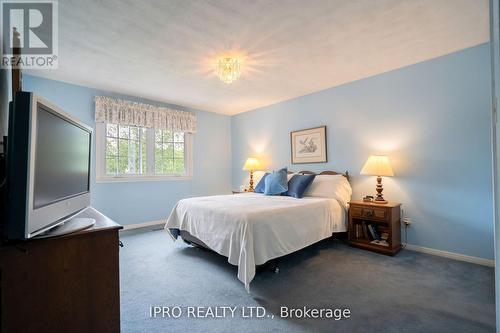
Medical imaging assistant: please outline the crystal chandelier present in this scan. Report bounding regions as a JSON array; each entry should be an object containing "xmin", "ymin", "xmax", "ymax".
[{"xmin": 216, "ymin": 57, "xmax": 241, "ymax": 84}]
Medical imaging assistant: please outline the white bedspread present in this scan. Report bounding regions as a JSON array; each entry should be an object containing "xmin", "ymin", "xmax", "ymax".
[{"xmin": 164, "ymin": 192, "xmax": 347, "ymax": 290}]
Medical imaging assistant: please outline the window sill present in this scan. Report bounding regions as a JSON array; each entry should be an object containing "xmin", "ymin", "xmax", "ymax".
[{"xmin": 96, "ymin": 175, "xmax": 192, "ymax": 183}]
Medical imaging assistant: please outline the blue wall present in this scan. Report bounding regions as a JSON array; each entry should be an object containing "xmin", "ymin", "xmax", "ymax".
[
  {"xmin": 23, "ymin": 75, "xmax": 232, "ymax": 226},
  {"xmin": 231, "ymin": 44, "xmax": 494, "ymax": 260},
  {"xmin": 23, "ymin": 43, "xmax": 494, "ymax": 260}
]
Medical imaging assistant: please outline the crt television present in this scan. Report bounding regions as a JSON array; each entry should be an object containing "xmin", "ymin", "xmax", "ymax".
[{"xmin": 5, "ymin": 92, "xmax": 92, "ymax": 239}]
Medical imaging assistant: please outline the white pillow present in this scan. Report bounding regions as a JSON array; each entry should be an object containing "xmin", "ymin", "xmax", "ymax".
[{"xmin": 303, "ymin": 174, "xmax": 352, "ymax": 208}]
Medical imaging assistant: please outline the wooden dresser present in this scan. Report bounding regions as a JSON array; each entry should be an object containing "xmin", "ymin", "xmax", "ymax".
[
  {"xmin": 0, "ymin": 207, "xmax": 122, "ymax": 333},
  {"xmin": 348, "ymin": 201, "xmax": 401, "ymax": 255}
]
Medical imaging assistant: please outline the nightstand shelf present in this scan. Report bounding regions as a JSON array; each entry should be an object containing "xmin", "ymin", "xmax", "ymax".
[{"xmin": 348, "ymin": 201, "xmax": 402, "ymax": 256}]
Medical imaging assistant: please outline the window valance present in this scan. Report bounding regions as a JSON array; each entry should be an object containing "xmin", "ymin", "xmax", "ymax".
[{"xmin": 94, "ymin": 96, "xmax": 197, "ymax": 133}]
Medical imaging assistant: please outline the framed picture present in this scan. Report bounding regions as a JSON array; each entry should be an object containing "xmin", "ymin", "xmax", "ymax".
[{"xmin": 290, "ymin": 126, "xmax": 327, "ymax": 164}]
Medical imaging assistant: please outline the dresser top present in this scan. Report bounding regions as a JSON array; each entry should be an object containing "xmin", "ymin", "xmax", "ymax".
[{"xmin": 349, "ymin": 200, "xmax": 401, "ymax": 208}]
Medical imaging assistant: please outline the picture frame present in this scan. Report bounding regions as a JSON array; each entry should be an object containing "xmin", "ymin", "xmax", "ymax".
[{"xmin": 290, "ymin": 126, "xmax": 327, "ymax": 164}]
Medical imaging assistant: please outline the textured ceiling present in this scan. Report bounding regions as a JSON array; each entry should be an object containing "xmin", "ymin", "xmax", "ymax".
[{"xmin": 26, "ymin": 0, "xmax": 489, "ymax": 115}]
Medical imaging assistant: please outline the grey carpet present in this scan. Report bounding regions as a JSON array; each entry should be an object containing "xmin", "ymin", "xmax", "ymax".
[{"xmin": 119, "ymin": 229, "xmax": 495, "ymax": 333}]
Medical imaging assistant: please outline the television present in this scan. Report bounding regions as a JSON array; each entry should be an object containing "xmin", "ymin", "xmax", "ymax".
[{"xmin": 5, "ymin": 92, "xmax": 93, "ymax": 239}]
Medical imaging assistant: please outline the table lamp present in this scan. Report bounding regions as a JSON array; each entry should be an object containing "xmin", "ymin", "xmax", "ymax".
[
  {"xmin": 360, "ymin": 155, "xmax": 394, "ymax": 204},
  {"xmin": 242, "ymin": 157, "xmax": 261, "ymax": 192}
]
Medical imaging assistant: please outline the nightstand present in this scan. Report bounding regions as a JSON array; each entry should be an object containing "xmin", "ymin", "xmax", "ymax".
[{"xmin": 348, "ymin": 201, "xmax": 402, "ymax": 256}]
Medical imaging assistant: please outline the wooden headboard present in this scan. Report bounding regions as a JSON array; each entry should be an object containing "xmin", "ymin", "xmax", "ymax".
[{"xmin": 288, "ymin": 170, "xmax": 350, "ymax": 181}]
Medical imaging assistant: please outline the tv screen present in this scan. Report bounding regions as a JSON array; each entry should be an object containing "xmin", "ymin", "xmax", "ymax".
[{"xmin": 33, "ymin": 104, "xmax": 91, "ymax": 209}]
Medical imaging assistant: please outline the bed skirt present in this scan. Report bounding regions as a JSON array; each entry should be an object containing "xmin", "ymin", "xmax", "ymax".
[{"xmin": 172, "ymin": 228, "xmax": 348, "ymax": 260}]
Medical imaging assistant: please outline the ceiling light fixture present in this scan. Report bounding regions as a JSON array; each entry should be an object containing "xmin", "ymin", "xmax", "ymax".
[{"xmin": 216, "ymin": 57, "xmax": 241, "ymax": 84}]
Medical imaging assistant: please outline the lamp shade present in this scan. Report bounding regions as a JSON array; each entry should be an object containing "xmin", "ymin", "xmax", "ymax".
[
  {"xmin": 360, "ymin": 155, "xmax": 394, "ymax": 177},
  {"xmin": 242, "ymin": 157, "xmax": 261, "ymax": 171}
]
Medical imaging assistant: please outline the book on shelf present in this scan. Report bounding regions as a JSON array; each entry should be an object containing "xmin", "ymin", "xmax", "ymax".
[
  {"xmin": 367, "ymin": 224, "xmax": 381, "ymax": 240},
  {"xmin": 361, "ymin": 222, "xmax": 369, "ymax": 239},
  {"xmin": 367, "ymin": 224, "xmax": 375, "ymax": 239},
  {"xmin": 356, "ymin": 224, "xmax": 365, "ymax": 239},
  {"xmin": 370, "ymin": 239, "xmax": 389, "ymax": 247}
]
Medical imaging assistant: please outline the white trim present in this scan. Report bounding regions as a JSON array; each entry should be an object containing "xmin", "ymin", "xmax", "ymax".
[
  {"xmin": 146, "ymin": 127, "xmax": 155, "ymax": 175},
  {"xmin": 405, "ymin": 244, "xmax": 494, "ymax": 267},
  {"xmin": 96, "ymin": 175, "xmax": 192, "ymax": 183},
  {"xmin": 121, "ymin": 220, "xmax": 165, "ymax": 230}
]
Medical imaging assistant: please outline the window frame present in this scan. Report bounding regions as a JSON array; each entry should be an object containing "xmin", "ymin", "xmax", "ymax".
[{"xmin": 95, "ymin": 123, "xmax": 193, "ymax": 183}]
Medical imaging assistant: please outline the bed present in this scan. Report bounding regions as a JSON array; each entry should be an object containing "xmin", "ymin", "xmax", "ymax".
[{"xmin": 164, "ymin": 171, "xmax": 351, "ymax": 291}]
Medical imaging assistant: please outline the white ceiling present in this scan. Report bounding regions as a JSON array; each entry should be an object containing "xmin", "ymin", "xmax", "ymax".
[{"xmin": 27, "ymin": 0, "xmax": 489, "ymax": 115}]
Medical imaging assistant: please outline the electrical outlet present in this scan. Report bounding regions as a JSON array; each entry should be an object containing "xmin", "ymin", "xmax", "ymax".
[{"xmin": 402, "ymin": 217, "xmax": 412, "ymax": 226}]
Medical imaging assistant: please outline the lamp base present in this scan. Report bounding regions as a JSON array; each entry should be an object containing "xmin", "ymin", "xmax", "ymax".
[
  {"xmin": 374, "ymin": 176, "xmax": 388, "ymax": 204},
  {"xmin": 373, "ymin": 199, "xmax": 388, "ymax": 204},
  {"xmin": 248, "ymin": 170, "xmax": 255, "ymax": 192}
]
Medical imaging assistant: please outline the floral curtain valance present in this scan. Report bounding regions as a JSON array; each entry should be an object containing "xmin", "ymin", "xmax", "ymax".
[{"xmin": 94, "ymin": 96, "xmax": 197, "ymax": 133}]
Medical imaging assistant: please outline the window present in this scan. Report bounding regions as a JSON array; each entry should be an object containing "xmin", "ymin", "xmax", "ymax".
[
  {"xmin": 154, "ymin": 129, "xmax": 185, "ymax": 175},
  {"xmin": 96, "ymin": 123, "xmax": 192, "ymax": 182},
  {"xmin": 105, "ymin": 124, "xmax": 146, "ymax": 175}
]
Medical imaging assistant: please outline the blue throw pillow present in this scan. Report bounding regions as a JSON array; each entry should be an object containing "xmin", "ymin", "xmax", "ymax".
[
  {"xmin": 254, "ymin": 173, "xmax": 269, "ymax": 193},
  {"xmin": 264, "ymin": 168, "xmax": 288, "ymax": 195},
  {"xmin": 285, "ymin": 174, "xmax": 316, "ymax": 198}
]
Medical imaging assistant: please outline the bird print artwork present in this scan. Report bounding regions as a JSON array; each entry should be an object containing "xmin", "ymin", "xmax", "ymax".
[
  {"xmin": 292, "ymin": 127, "xmax": 326, "ymax": 163},
  {"xmin": 298, "ymin": 137, "xmax": 318, "ymax": 153}
]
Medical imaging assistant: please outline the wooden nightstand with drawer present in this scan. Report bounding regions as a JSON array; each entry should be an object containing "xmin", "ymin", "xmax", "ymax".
[{"xmin": 348, "ymin": 201, "xmax": 402, "ymax": 255}]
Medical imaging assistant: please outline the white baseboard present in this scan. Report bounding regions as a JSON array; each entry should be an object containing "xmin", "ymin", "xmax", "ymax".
[
  {"xmin": 404, "ymin": 244, "xmax": 494, "ymax": 267},
  {"xmin": 122, "ymin": 220, "xmax": 165, "ymax": 231}
]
